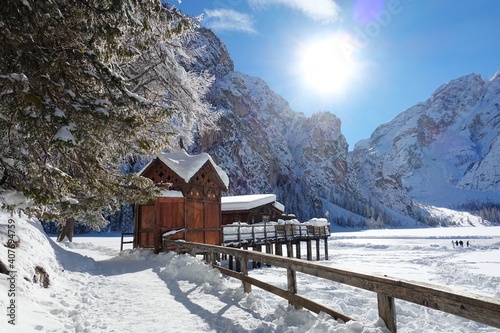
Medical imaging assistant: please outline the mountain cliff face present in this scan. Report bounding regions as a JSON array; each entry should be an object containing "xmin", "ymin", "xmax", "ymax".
[
  {"xmin": 190, "ymin": 70, "xmax": 352, "ymax": 220},
  {"xmin": 353, "ymin": 73, "xmax": 500, "ymax": 213},
  {"xmin": 183, "ymin": 27, "xmax": 500, "ymax": 224}
]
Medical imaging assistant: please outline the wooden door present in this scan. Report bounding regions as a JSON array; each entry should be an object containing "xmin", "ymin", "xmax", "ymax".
[
  {"xmin": 158, "ymin": 198, "xmax": 185, "ymax": 241},
  {"xmin": 185, "ymin": 200, "xmax": 204, "ymax": 242},
  {"xmin": 138, "ymin": 204, "xmax": 155, "ymax": 248},
  {"xmin": 205, "ymin": 201, "xmax": 221, "ymax": 245}
]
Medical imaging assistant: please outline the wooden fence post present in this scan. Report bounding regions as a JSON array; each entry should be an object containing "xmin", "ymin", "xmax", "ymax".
[
  {"xmin": 287, "ymin": 268, "xmax": 302, "ymax": 309},
  {"xmin": 236, "ymin": 257, "xmax": 241, "ymax": 272},
  {"xmin": 241, "ymin": 258, "xmax": 251, "ymax": 293},
  {"xmin": 377, "ymin": 292, "xmax": 397, "ymax": 333},
  {"xmin": 162, "ymin": 240, "xmax": 500, "ymax": 331}
]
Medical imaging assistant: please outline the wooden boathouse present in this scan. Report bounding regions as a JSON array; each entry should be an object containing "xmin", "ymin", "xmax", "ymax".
[
  {"xmin": 221, "ymin": 194, "xmax": 288, "ymax": 225},
  {"xmin": 131, "ymin": 149, "xmax": 330, "ymax": 260},
  {"xmin": 134, "ymin": 149, "xmax": 229, "ymax": 253}
]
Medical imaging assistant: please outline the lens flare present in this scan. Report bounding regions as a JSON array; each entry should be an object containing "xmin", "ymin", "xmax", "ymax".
[{"xmin": 299, "ymin": 34, "xmax": 355, "ymax": 95}]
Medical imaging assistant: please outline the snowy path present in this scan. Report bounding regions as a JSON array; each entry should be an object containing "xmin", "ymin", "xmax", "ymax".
[
  {"xmin": 45, "ymin": 242, "xmax": 275, "ymax": 333},
  {"xmin": 46, "ymin": 248, "xmax": 204, "ymax": 332},
  {"xmin": 48, "ymin": 267, "xmax": 215, "ymax": 332}
]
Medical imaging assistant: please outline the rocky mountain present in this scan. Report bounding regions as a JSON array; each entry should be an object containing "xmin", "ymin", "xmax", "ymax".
[
  {"xmin": 182, "ymin": 27, "xmax": 500, "ymax": 225},
  {"xmin": 352, "ymin": 73, "xmax": 500, "ymax": 214},
  {"xmin": 190, "ymin": 70, "xmax": 353, "ymax": 220}
]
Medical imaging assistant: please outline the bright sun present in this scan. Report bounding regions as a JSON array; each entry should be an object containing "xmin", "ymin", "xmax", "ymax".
[{"xmin": 299, "ymin": 35, "xmax": 354, "ymax": 95}]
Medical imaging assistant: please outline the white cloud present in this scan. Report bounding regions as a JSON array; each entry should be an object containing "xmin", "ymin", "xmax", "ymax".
[
  {"xmin": 203, "ymin": 9, "xmax": 257, "ymax": 34},
  {"xmin": 248, "ymin": 0, "xmax": 341, "ymax": 23}
]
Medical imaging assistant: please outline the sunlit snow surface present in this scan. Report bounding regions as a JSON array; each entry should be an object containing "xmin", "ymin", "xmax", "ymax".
[{"xmin": 1, "ymin": 214, "xmax": 499, "ymax": 332}]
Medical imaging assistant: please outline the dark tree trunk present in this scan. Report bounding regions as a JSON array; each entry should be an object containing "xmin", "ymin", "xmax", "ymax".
[{"xmin": 57, "ymin": 217, "xmax": 75, "ymax": 242}]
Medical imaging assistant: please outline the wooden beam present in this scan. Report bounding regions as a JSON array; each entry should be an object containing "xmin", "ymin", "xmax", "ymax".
[
  {"xmin": 287, "ymin": 268, "xmax": 301, "ymax": 309},
  {"xmin": 316, "ymin": 239, "xmax": 320, "ymax": 260}
]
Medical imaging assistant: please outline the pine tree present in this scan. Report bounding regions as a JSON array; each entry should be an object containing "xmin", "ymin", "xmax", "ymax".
[{"xmin": 0, "ymin": 0, "xmax": 216, "ymax": 234}]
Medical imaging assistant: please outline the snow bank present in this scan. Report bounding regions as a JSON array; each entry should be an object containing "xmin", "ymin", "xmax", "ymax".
[{"xmin": 0, "ymin": 211, "xmax": 64, "ymax": 331}]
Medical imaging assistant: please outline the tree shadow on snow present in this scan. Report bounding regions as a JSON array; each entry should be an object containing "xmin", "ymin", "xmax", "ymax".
[{"xmin": 153, "ymin": 266, "xmax": 266, "ymax": 333}]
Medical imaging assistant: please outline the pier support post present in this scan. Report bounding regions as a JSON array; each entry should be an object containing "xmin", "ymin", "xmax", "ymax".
[
  {"xmin": 235, "ymin": 257, "xmax": 241, "ymax": 272},
  {"xmin": 295, "ymin": 242, "xmax": 301, "ymax": 259},
  {"xmin": 316, "ymin": 239, "xmax": 320, "ymax": 260},
  {"xmin": 275, "ymin": 242, "xmax": 282, "ymax": 256},
  {"xmin": 286, "ymin": 242, "xmax": 293, "ymax": 258},
  {"xmin": 324, "ymin": 238, "xmax": 329, "ymax": 260}
]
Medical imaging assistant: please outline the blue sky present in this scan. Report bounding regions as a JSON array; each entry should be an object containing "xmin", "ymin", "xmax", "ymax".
[{"xmin": 173, "ymin": 0, "xmax": 500, "ymax": 148}]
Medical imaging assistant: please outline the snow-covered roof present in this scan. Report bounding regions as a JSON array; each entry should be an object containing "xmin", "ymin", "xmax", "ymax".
[
  {"xmin": 159, "ymin": 190, "xmax": 184, "ymax": 198},
  {"xmin": 140, "ymin": 149, "xmax": 229, "ymax": 189},
  {"xmin": 221, "ymin": 194, "xmax": 285, "ymax": 212}
]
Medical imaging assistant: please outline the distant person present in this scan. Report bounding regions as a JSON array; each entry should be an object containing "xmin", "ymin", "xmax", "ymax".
[
  {"xmin": 452, "ymin": 240, "xmax": 455, "ymax": 248},
  {"xmin": 459, "ymin": 240, "xmax": 463, "ymax": 247},
  {"xmin": 467, "ymin": 241, "xmax": 470, "ymax": 247},
  {"xmin": 455, "ymin": 240, "xmax": 459, "ymax": 247}
]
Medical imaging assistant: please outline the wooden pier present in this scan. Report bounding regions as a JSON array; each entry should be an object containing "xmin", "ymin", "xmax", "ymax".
[{"xmin": 221, "ymin": 222, "xmax": 330, "ymax": 261}]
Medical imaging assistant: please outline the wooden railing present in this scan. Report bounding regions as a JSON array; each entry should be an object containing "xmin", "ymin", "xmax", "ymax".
[
  {"xmin": 221, "ymin": 223, "xmax": 330, "ymax": 246},
  {"xmin": 163, "ymin": 240, "xmax": 500, "ymax": 333}
]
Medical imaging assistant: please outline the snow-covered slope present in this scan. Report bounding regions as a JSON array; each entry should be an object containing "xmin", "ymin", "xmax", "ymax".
[{"xmin": 352, "ymin": 73, "xmax": 500, "ymax": 212}]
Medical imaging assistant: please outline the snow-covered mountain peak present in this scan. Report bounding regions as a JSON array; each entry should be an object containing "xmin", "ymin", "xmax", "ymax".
[
  {"xmin": 492, "ymin": 70, "xmax": 500, "ymax": 81},
  {"xmin": 352, "ymin": 71, "xmax": 500, "ymax": 211}
]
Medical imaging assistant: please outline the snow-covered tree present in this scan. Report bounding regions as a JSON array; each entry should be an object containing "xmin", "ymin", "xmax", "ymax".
[{"xmin": 0, "ymin": 0, "xmax": 216, "ymax": 235}]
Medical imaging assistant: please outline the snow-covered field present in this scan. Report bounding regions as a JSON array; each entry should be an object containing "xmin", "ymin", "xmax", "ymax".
[{"xmin": 1, "ymin": 213, "xmax": 499, "ymax": 332}]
